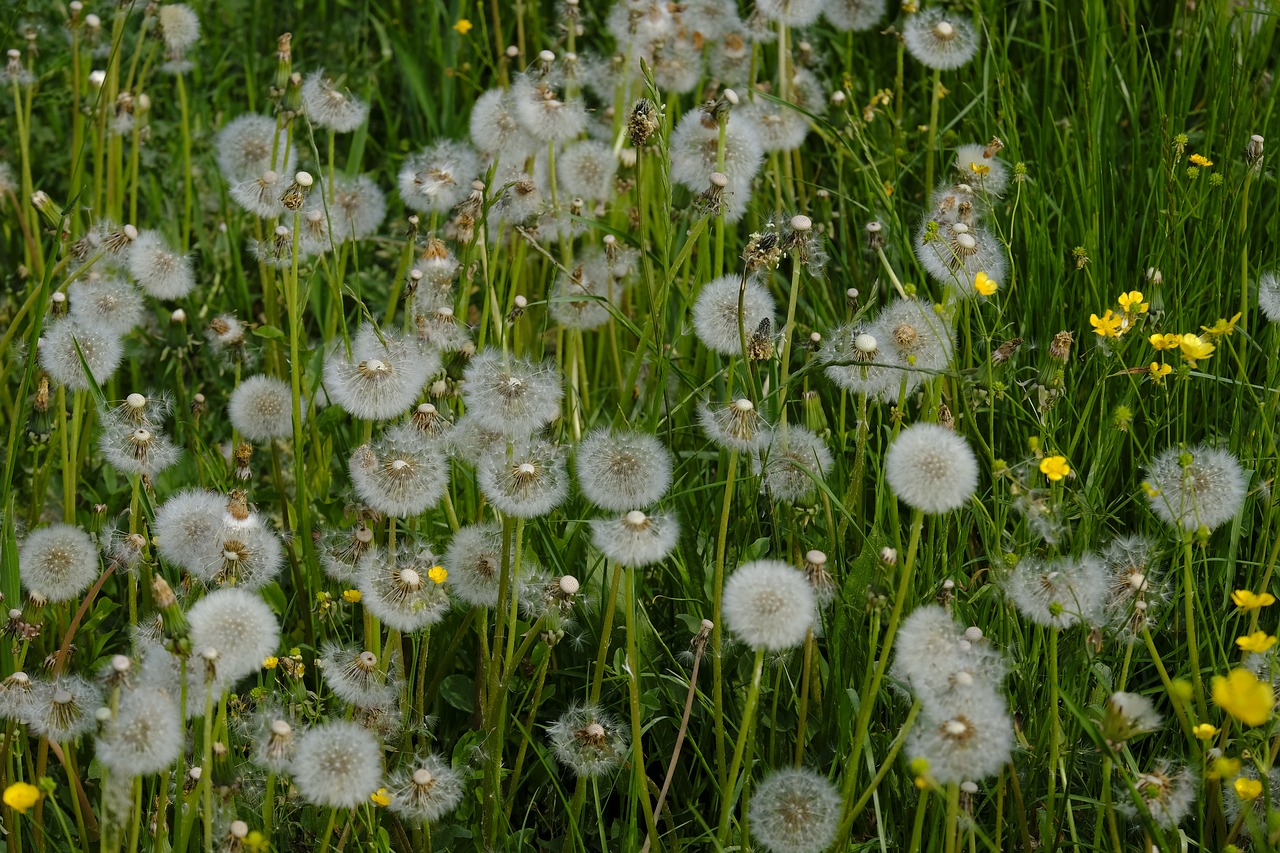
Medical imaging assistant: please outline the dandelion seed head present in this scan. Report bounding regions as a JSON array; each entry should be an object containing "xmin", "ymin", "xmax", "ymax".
[
  {"xmin": 1257, "ymin": 271, "xmax": 1280, "ymax": 323},
  {"xmin": 700, "ymin": 397, "xmax": 773, "ymax": 452},
  {"xmin": 388, "ymin": 753, "xmax": 464, "ymax": 823},
  {"xmin": 95, "ymin": 686, "xmax": 183, "ymax": 775},
  {"xmin": 885, "ymin": 423, "xmax": 979, "ymax": 514},
  {"xmin": 156, "ymin": 4, "xmax": 200, "ymax": 52},
  {"xmin": 356, "ymin": 540, "xmax": 452, "ymax": 633},
  {"xmin": 476, "ymin": 437, "xmax": 568, "ymax": 518},
  {"xmin": 824, "ymin": 0, "xmax": 886, "ymax": 31},
  {"xmin": 547, "ymin": 703, "xmax": 629, "ymax": 777},
  {"xmin": 325, "ymin": 326, "xmax": 438, "ymax": 421},
  {"xmin": 461, "ymin": 349, "xmax": 564, "ymax": 437},
  {"xmin": 318, "ymin": 642, "xmax": 396, "ymax": 708},
  {"xmin": 1145, "ymin": 444, "xmax": 1246, "ymax": 532},
  {"xmin": 29, "ymin": 675, "xmax": 102, "ymax": 741},
  {"xmin": 444, "ymin": 523, "xmax": 504, "ymax": 608},
  {"xmin": 590, "ymin": 510, "xmax": 680, "ymax": 567},
  {"xmin": 348, "ymin": 424, "xmax": 449, "ymax": 518},
  {"xmin": 291, "ymin": 720, "xmax": 384, "ymax": 808},
  {"xmin": 903, "ymin": 7, "xmax": 979, "ymax": 70},
  {"xmin": 1004, "ymin": 555, "xmax": 1107, "ymax": 630},
  {"xmin": 693, "ymin": 275, "xmax": 777, "ymax": 357},
  {"xmin": 908, "ymin": 687, "xmax": 1013, "ymax": 784},
  {"xmin": 68, "ymin": 273, "xmax": 145, "ymax": 335},
  {"xmin": 228, "ymin": 374, "xmax": 297, "ymax": 442},
  {"xmin": 301, "ymin": 70, "xmax": 370, "ymax": 133},
  {"xmin": 722, "ymin": 559, "xmax": 815, "ymax": 651},
  {"xmin": 470, "ymin": 88, "xmax": 537, "ymax": 162},
  {"xmin": 576, "ymin": 429, "xmax": 673, "ymax": 511},
  {"xmin": 186, "ymin": 587, "xmax": 280, "ymax": 697},
  {"xmin": 19, "ymin": 524, "xmax": 99, "ymax": 603},
  {"xmin": 759, "ymin": 426, "xmax": 833, "ymax": 503},
  {"xmin": 399, "ymin": 141, "xmax": 480, "ymax": 215},
  {"xmin": 749, "ymin": 767, "xmax": 841, "ymax": 853}
]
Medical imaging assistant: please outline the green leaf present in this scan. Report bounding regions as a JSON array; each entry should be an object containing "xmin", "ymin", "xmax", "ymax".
[
  {"xmin": 252, "ymin": 325, "xmax": 285, "ymax": 340},
  {"xmin": 439, "ymin": 674, "xmax": 475, "ymax": 714}
]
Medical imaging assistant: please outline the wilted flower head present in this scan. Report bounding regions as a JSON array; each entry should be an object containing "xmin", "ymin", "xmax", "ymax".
[
  {"xmin": 228, "ymin": 374, "xmax": 297, "ymax": 442},
  {"xmin": 591, "ymin": 510, "xmax": 680, "ymax": 568},
  {"xmin": 387, "ymin": 753, "xmax": 464, "ymax": 823},
  {"xmin": 291, "ymin": 720, "xmax": 384, "ymax": 808},
  {"xmin": 324, "ymin": 326, "xmax": 438, "ymax": 421},
  {"xmin": 547, "ymin": 703, "xmax": 629, "ymax": 777},
  {"xmin": 1004, "ymin": 555, "xmax": 1107, "ymax": 630},
  {"xmin": 1144, "ymin": 444, "xmax": 1247, "ymax": 533},
  {"xmin": 19, "ymin": 523, "xmax": 100, "ymax": 602},
  {"xmin": 443, "ymin": 522, "xmax": 504, "ymax": 608},
  {"xmin": 722, "ymin": 559, "xmax": 816, "ymax": 651},
  {"xmin": 349, "ymin": 424, "xmax": 449, "ymax": 518},
  {"xmin": 903, "ymin": 7, "xmax": 979, "ymax": 70},
  {"xmin": 749, "ymin": 767, "xmax": 841, "ymax": 853},
  {"xmin": 301, "ymin": 69, "xmax": 370, "ymax": 133},
  {"xmin": 356, "ymin": 540, "xmax": 452, "ymax": 633},
  {"xmin": 461, "ymin": 349, "xmax": 564, "ymax": 438},
  {"xmin": 884, "ymin": 423, "xmax": 979, "ymax": 514},
  {"xmin": 477, "ymin": 437, "xmax": 569, "ymax": 519}
]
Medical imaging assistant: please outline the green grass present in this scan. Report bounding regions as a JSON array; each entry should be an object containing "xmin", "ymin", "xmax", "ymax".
[{"xmin": 1, "ymin": 0, "xmax": 1279, "ymax": 851}]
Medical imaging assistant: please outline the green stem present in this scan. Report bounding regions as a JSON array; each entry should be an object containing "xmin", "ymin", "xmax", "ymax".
[
  {"xmin": 625, "ymin": 565, "xmax": 660, "ymax": 849},
  {"xmin": 712, "ymin": 448, "xmax": 740, "ymax": 794},
  {"xmin": 716, "ymin": 647, "xmax": 766, "ymax": 846}
]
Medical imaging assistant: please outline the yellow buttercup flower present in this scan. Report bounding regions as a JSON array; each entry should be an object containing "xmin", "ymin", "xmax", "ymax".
[
  {"xmin": 1090, "ymin": 310, "xmax": 1123, "ymax": 338},
  {"xmin": 1192, "ymin": 723, "xmax": 1219, "ymax": 740},
  {"xmin": 1212, "ymin": 668, "xmax": 1275, "ymax": 727},
  {"xmin": 1039, "ymin": 455, "xmax": 1070, "ymax": 482},
  {"xmin": 1208, "ymin": 756, "xmax": 1242, "ymax": 780},
  {"xmin": 262, "ymin": 656, "xmax": 279, "ymax": 670},
  {"xmin": 1189, "ymin": 153, "xmax": 1214, "ymax": 167},
  {"xmin": 973, "ymin": 271, "xmax": 997, "ymax": 296},
  {"xmin": 1232, "ymin": 590, "xmax": 1277, "ymax": 611},
  {"xmin": 3, "ymin": 782, "xmax": 41, "ymax": 815},
  {"xmin": 371, "ymin": 787, "xmax": 391, "ymax": 807},
  {"xmin": 1118, "ymin": 290, "xmax": 1149, "ymax": 314},
  {"xmin": 452, "ymin": 18, "xmax": 473, "ymax": 35},
  {"xmin": 1201, "ymin": 313, "xmax": 1243, "ymax": 338},
  {"xmin": 968, "ymin": 161, "xmax": 991, "ymax": 177},
  {"xmin": 428, "ymin": 565, "xmax": 448, "ymax": 584},
  {"xmin": 1149, "ymin": 362, "xmax": 1171, "ymax": 383},
  {"xmin": 1236, "ymin": 631, "xmax": 1277, "ymax": 654},
  {"xmin": 1235, "ymin": 777, "xmax": 1263, "ymax": 801},
  {"xmin": 343, "ymin": 589, "xmax": 362, "ymax": 603},
  {"xmin": 1178, "ymin": 333, "xmax": 1214, "ymax": 366},
  {"xmin": 1149, "ymin": 333, "xmax": 1182, "ymax": 351}
]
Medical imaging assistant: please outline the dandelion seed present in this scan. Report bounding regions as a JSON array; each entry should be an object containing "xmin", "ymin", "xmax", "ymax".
[
  {"xmin": 1004, "ymin": 555, "xmax": 1107, "ymax": 630},
  {"xmin": 903, "ymin": 7, "xmax": 980, "ymax": 70},
  {"xmin": 749, "ymin": 767, "xmax": 841, "ymax": 853},
  {"xmin": 870, "ymin": 298, "xmax": 955, "ymax": 396},
  {"xmin": 301, "ymin": 70, "xmax": 370, "ymax": 133},
  {"xmin": 19, "ymin": 524, "xmax": 99, "ymax": 603},
  {"xmin": 885, "ymin": 423, "xmax": 979, "ymax": 514},
  {"xmin": 324, "ymin": 326, "xmax": 438, "ymax": 421},
  {"xmin": 95, "ymin": 687, "xmax": 183, "ymax": 776},
  {"xmin": 469, "ymin": 88, "xmax": 536, "ymax": 163},
  {"xmin": 461, "ymin": 348, "xmax": 564, "ymax": 437},
  {"xmin": 476, "ymin": 437, "xmax": 569, "ymax": 519},
  {"xmin": 215, "ymin": 114, "xmax": 295, "ymax": 183},
  {"xmin": 153, "ymin": 489, "xmax": 226, "ymax": 574},
  {"xmin": 349, "ymin": 424, "xmax": 450, "ymax": 518},
  {"xmin": 1144, "ymin": 444, "xmax": 1246, "ymax": 532},
  {"xmin": 591, "ymin": 510, "xmax": 680, "ymax": 568},
  {"xmin": 700, "ymin": 397, "xmax": 773, "ymax": 453},
  {"xmin": 388, "ymin": 753, "xmax": 465, "ymax": 823},
  {"xmin": 398, "ymin": 141, "xmax": 479, "ymax": 215},
  {"xmin": 575, "ymin": 428, "xmax": 673, "ymax": 511},
  {"xmin": 40, "ymin": 316, "xmax": 125, "ymax": 391},
  {"xmin": 99, "ymin": 420, "xmax": 181, "ymax": 478},
  {"xmin": 722, "ymin": 560, "xmax": 815, "ymax": 651},
  {"xmin": 228, "ymin": 375, "xmax": 297, "ymax": 442},
  {"xmin": 291, "ymin": 720, "xmax": 384, "ymax": 809},
  {"xmin": 547, "ymin": 703, "xmax": 629, "ymax": 778},
  {"xmin": 908, "ymin": 687, "xmax": 1013, "ymax": 785}
]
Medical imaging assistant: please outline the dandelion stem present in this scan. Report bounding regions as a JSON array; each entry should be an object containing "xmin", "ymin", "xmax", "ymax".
[
  {"xmin": 625, "ymin": 564, "xmax": 661, "ymax": 850},
  {"xmin": 712, "ymin": 448, "xmax": 740, "ymax": 794},
  {"xmin": 1182, "ymin": 539, "xmax": 1208, "ymax": 719},
  {"xmin": 924, "ymin": 66, "xmax": 943, "ymax": 198},
  {"xmin": 716, "ymin": 646, "xmax": 765, "ymax": 847}
]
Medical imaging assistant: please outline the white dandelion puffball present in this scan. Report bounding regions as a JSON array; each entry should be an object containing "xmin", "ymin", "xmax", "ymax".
[
  {"xmin": 722, "ymin": 559, "xmax": 816, "ymax": 651},
  {"xmin": 575, "ymin": 428, "xmax": 673, "ymax": 511},
  {"xmin": 903, "ymin": 7, "xmax": 980, "ymax": 70},
  {"xmin": 1144, "ymin": 444, "xmax": 1247, "ymax": 532},
  {"xmin": 885, "ymin": 423, "xmax": 979, "ymax": 514},
  {"xmin": 749, "ymin": 767, "xmax": 841, "ymax": 853},
  {"xmin": 693, "ymin": 275, "xmax": 776, "ymax": 357},
  {"xmin": 19, "ymin": 524, "xmax": 100, "ymax": 602},
  {"xmin": 291, "ymin": 720, "xmax": 384, "ymax": 808},
  {"xmin": 186, "ymin": 588, "xmax": 281, "ymax": 694},
  {"xmin": 228, "ymin": 375, "xmax": 297, "ymax": 442}
]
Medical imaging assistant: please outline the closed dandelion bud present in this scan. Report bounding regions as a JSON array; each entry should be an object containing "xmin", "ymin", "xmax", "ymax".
[
  {"xmin": 150, "ymin": 574, "xmax": 189, "ymax": 650},
  {"xmin": 356, "ymin": 540, "xmax": 452, "ymax": 633},
  {"xmin": 903, "ymin": 7, "xmax": 979, "ymax": 70},
  {"xmin": 722, "ymin": 560, "xmax": 816, "ymax": 651},
  {"xmin": 30, "ymin": 190, "xmax": 60, "ymax": 227},
  {"xmin": 1247, "ymin": 134, "xmax": 1264, "ymax": 170},
  {"xmin": 324, "ymin": 326, "xmax": 438, "ymax": 421},
  {"xmin": 548, "ymin": 703, "xmax": 629, "ymax": 777},
  {"xmin": 749, "ymin": 767, "xmax": 841, "ymax": 853},
  {"xmin": 291, "ymin": 720, "xmax": 384, "ymax": 809},
  {"xmin": 186, "ymin": 588, "xmax": 280, "ymax": 699},
  {"xmin": 1144, "ymin": 444, "xmax": 1246, "ymax": 532},
  {"xmin": 476, "ymin": 437, "xmax": 569, "ymax": 519},
  {"xmin": 1101, "ymin": 691, "xmax": 1163, "ymax": 748},
  {"xmin": 388, "ymin": 753, "xmax": 464, "ymax": 823},
  {"xmin": 301, "ymin": 71, "xmax": 369, "ymax": 133},
  {"xmin": 443, "ymin": 523, "xmax": 503, "ymax": 608},
  {"xmin": 575, "ymin": 428, "xmax": 673, "ymax": 511},
  {"xmin": 461, "ymin": 348, "xmax": 564, "ymax": 437},
  {"xmin": 319, "ymin": 643, "xmax": 396, "ymax": 708},
  {"xmin": 591, "ymin": 510, "xmax": 680, "ymax": 567},
  {"xmin": 885, "ymin": 423, "xmax": 979, "ymax": 514},
  {"xmin": 693, "ymin": 274, "xmax": 777, "ymax": 357},
  {"xmin": 349, "ymin": 424, "xmax": 449, "ymax": 518},
  {"xmin": 19, "ymin": 524, "xmax": 100, "ymax": 602},
  {"xmin": 29, "ymin": 675, "xmax": 102, "ymax": 741},
  {"xmin": 700, "ymin": 397, "xmax": 773, "ymax": 452},
  {"xmin": 802, "ymin": 550, "xmax": 836, "ymax": 606},
  {"xmin": 1004, "ymin": 555, "xmax": 1107, "ymax": 629}
]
